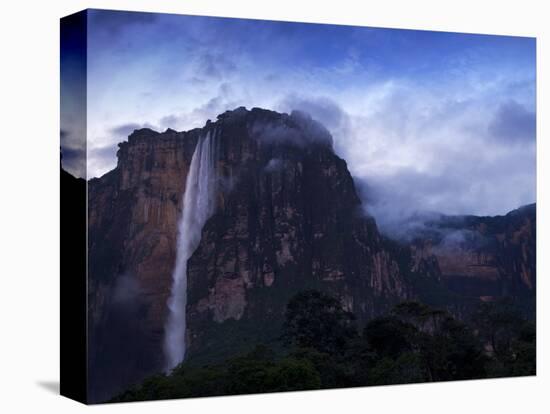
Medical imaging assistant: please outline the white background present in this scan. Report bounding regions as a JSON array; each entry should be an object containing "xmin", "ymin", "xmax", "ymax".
[{"xmin": 0, "ymin": 0, "xmax": 548, "ymax": 412}]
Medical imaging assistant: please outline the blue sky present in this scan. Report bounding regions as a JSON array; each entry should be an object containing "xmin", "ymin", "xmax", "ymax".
[{"xmin": 63, "ymin": 9, "xmax": 536, "ymax": 218}]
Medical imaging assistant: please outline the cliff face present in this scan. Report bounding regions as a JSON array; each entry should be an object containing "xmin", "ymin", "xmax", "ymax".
[
  {"xmin": 183, "ymin": 108, "xmax": 411, "ymax": 360},
  {"xmin": 408, "ymin": 204, "xmax": 536, "ymax": 311},
  {"xmin": 87, "ymin": 108, "xmax": 413, "ymax": 401},
  {"xmin": 87, "ymin": 127, "xmax": 201, "ymax": 402}
]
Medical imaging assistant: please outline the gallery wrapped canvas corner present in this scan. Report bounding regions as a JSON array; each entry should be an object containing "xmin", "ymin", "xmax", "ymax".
[{"xmin": 60, "ymin": 9, "xmax": 536, "ymax": 404}]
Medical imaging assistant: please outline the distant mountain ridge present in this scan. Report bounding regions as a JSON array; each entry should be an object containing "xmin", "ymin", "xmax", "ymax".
[{"xmin": 406, "ymin": 203, "xmax": 535, "ymax": 314}]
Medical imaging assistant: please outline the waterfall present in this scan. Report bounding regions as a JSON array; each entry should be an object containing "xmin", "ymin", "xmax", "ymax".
[{"xmin": 164, "ymin": 129, "xmax": 218, "ymax": 371}]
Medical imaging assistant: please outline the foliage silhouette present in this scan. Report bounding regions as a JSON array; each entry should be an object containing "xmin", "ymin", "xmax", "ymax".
[{"xmin": 112, "ymin": 291, "xmax": 535, "ymax": 402}]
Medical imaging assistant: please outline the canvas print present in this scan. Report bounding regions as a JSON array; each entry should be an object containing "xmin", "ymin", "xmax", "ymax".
[{"xmin": 60, "ymin": 9, "xmax": 536, "ymax": 404}]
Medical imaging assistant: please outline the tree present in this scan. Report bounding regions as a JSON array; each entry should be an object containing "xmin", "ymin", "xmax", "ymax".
[
  {"xmin": 364, "ymin": 316, "xmax": 417, "ymax": 358},
  {"xmin": 473, "ymin": 299, "xmax": 536, "ymax": 377},
  {"xmin": 508, "ymin": 321, "xmax": 536, "ymax": 376},
  {"xmin": 282, "ymin": 290, "xmax": 357, "ymax": 354},
  {"xmin": 392, "ymin": 301, "xmax": 447, "ymax": 333},
  {"xmin": 422, "ymin": 315, "xmax": 487, "ymax": 381},
  {"xmin": 365, "ymin": 302, "xmax": 487, "ymax": 383},
  {"xmin": 472, "ymin": 299, "xmax": 524, "ymax": 363},
  {"xmin": 226, "ymin": 346, "xmax": 321, "ymax": 394},
  {"xmin": 368, "ymin": 353, "xmax": 427, "ymax": 385}
]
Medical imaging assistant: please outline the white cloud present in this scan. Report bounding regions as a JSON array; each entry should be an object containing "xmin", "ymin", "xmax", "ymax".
[{"xmin": 82, "ymin": 14, "xmax": 535, "ymax": 220}]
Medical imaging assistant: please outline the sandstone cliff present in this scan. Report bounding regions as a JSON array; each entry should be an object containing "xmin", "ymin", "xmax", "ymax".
[
  {"xmin": 87, "ymin": 108, "xmax": 414, "ymax": 401},
  {"xmin": 183, "ymin": 108, "xmax": 412, "ymax": 361},
  {"xmin": 88, "ymin": 127, "xmax": 201, "ymax": 401},
  {"xmin": 407, "ymin": 204, "xmax": 536, "ymax": 314}
]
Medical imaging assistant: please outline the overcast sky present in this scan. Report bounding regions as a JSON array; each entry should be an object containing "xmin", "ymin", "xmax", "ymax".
[{"xmin": 62, "ymin": 9, "xmax": 535, "ymax": 218}]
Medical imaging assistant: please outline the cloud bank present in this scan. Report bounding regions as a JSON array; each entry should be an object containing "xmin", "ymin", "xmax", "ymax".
[{"xmin": 83, "ymin": 10, "xmax": 536, "ymax": 221}]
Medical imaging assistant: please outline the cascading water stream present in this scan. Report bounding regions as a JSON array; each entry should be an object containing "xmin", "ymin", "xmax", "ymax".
[{"xmin": 164, "ymin": 129, "xmax": 218, "ymax": 371}]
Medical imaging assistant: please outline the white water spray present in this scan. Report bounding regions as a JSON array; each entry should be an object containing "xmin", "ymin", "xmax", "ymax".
[{"xmin": 164, "ymin": 129, "xmax": 218, "ymax": 371}]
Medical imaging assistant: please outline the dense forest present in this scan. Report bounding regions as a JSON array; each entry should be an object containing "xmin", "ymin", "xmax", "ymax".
[{"xmin": 112, "ymin": 290, "xmax": 535, "ymax": 402}]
